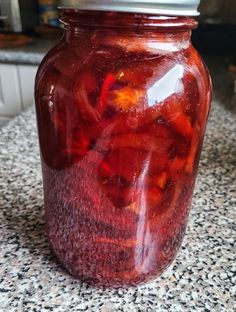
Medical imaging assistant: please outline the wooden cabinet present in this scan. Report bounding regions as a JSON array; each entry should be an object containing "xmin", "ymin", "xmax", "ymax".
[{"xmin": 0, "ymin": 63, "xmax": 38, "ymax": 126}]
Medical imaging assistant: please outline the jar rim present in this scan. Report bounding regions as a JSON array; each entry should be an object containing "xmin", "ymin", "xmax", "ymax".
[{"xmin": 58, "ymin": 0, "xmax": 200, "ymax": 16}]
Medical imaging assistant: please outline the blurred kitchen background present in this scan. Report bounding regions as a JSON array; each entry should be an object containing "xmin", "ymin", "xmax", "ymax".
[{"xmin": 0, "ymin": 0, "xmax": 235, "ymax": 126}]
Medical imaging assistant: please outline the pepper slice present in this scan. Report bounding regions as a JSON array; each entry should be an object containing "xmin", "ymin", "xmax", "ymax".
[
  {"xmin": 98, "ymin": 147, "xmax": 149, "ymax": 184},
  {"xmin": 162, "ymin": 102, "xmax": 193, "ymax": 138},
  {"xmin": 97, "ymin": 73, "xmax": 117, "ymax": 114},
  {"xmin": 107, "ymin": 86, "xmax": 145, "ymax": 112},
  {"xmin": 101, "ymin": 132, "xmax": 174, "ymax": 153},
  {"xmin": 146, "ymin": 172, "xmax": 168, "ymax": 190},
  {"xmin": 185, "ymin": 126, "xmax": 201, "ymax": 174},
  {"xmin": 73, "ymin": 71, "xmax": 101, "ymax": 123}
]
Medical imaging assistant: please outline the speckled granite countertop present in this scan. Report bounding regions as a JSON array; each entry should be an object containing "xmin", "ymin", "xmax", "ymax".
[
  {"xmin": 0, "ymin": 62, "xmax": 236, "ymax": 310},
  {"xmin": 0, "ymin": 39, "xmax": 55, "ymax": 65}
]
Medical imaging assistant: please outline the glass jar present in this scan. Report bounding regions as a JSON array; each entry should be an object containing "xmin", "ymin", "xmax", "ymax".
[{"xmin": 35, "ymin": 2, "xmax": 212, "ymax": 287}]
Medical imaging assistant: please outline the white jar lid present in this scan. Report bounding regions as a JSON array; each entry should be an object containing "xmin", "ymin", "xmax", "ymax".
[{"xmin": 58, "ymin": 0, "xmax": 200, "ymax": 16}]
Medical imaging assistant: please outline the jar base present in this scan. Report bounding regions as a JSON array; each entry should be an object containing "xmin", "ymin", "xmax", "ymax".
[{"xmin": 54, "ymin": 251, "xmax": 174, "ymax": 288}]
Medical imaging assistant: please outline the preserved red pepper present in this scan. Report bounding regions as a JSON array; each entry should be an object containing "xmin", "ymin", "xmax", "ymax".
[{"xmin": 35, "ymin": 3, "xmax": 212, "ymax": 288}]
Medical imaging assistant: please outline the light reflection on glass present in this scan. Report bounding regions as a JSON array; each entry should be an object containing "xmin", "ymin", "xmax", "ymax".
[{"xmin": 147, "ymin": 64, "xmax": 184, "ymax": 106}]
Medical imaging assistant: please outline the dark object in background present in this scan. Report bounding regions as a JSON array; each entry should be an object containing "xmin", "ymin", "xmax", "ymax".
[
  {"xmin": 192, "ymin": 23, "xmax": 236, "ymax": 55},
  {"xmin": 36, "ymin": 1, "xmax": 62, "ymax": 40},
  {"xmin": 193, "ymin": 0, "xmax": 236, "ymax": 54},
  {"xmin": 38, "ymin": 0, "xmax": 60, "ymax": 27},
  {"xmin": 0, "ymin": 0, "xmax": 22, "ymax": 32},
  {"xmin": 0, "ymin": 0, "xmax": 38, "ymax": 33},
  {"xmin": 0, "ymin": 0, "xmax": 61, "ymax": 36},
  {"xmin": 18, "ymin": 0, "xmax": 38, "ymax": 33},
  {"xmin": 199, "ymin": 0, "xmax": 236, "ymax": 25},
  {"xmin": 35, "ymin": 24, "xmax": 63, "ymax": 40}
]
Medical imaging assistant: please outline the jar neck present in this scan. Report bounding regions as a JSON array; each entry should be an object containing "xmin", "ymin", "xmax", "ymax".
[
  {"xmin": 60, "ymin": 9, "xmax": 197, "ymax": 52},
  {"xmin": 60, "ymin": 9, "xmax": 198, "ymax": 30}
]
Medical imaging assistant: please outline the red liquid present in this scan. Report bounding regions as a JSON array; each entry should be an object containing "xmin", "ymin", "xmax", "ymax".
[{"xmin": 35, "ymin": 11, "xmax": 212, "ymax": 287}]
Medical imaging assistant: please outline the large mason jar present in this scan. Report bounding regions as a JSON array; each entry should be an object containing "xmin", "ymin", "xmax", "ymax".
[{"xmin": 35, "ymin": 0, "xmax": 212, "ymax": 287}]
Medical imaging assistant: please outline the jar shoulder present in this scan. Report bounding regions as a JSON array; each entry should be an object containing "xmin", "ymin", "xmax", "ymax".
[
  {"xmin": 36, "ymin": 41, "xmax": 211, "ymax": 84},
  {"xmin": 35, "ymin": 41, "xmax": 212, "ymax": 116}
]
